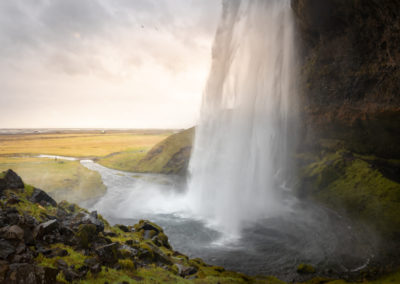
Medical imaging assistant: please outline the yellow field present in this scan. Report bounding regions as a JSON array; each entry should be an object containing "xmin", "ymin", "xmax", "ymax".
[
  {"xmin": 0, "ymin": 130, "xmax": 173, "ymax": 203},
  {"xmin": 0, "ymin": 132, "xmax": 170, "ymax": 158}
]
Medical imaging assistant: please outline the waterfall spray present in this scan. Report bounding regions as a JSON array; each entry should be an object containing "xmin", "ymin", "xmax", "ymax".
[{"xmin": 187, "ymin": 0, "xmax": 298, "ymax": 236}]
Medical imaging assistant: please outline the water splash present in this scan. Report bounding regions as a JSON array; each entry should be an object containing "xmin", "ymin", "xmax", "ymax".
[{"xmin": 186, "ymin": 0, "xmax": 298, "ymax": 236}]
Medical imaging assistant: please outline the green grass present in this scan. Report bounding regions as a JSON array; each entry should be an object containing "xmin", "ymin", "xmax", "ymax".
[
  {"xmin": 133, "ymin": 127, "xmax": 195, "ymax": 174},
  {"xmin": 300, "ymin": 150, "xmax": 400, "ymax": 238},
  {"xmin": 97, "ymin": 150, "xmax": 147, "ymax": 172},
  {"xmin": 0, "ymin": 157, "xmax": 106, "ymax": 203}
]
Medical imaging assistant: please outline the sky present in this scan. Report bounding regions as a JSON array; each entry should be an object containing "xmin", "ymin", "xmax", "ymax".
[{"xmin": 0, "ymin": 0, "xmax": 221, "ymax": 129}]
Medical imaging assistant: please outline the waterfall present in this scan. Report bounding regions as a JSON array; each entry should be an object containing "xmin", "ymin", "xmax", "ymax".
[{"xmin": 187, "ymin": 0, "xmax": 298, "ymax": 236}]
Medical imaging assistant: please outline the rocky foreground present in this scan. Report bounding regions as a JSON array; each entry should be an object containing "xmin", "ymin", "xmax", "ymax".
[
  {"xmin": 0, "ymin": 169, "xmax": 282, "ymax": 284},
  {"xmin": 2, "ymin": 169, "xmax": 400, "ymax": 284}
]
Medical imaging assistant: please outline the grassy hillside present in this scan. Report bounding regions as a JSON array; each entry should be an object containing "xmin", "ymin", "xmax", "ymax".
[
  {"xmin": 135, "ymin": 127, "xmax": 195, "ymax": 175},
  {"xmin": 99, "ymin": 127, "xmax": 195, "ymax": 175}
]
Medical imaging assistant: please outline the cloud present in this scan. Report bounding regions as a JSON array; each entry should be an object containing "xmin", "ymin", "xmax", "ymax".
[{"xmin": 0, "ymin": 0, "xmax": 221, "ymax": 128}]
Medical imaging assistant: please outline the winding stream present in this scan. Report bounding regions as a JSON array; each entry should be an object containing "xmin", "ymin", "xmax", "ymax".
[{"xmin": 75, "ymin": 159, "xmax": 374, "ymax": 280}]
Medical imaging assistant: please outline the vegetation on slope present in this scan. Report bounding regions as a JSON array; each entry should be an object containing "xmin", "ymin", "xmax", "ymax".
[
  {"xmin": 99, "ymin": 127, "xmax": 195, "ymax": 175},
  {"xmin": 0, "ymin": 157, "xmax": 105, "ymax": 204},
  {"xmin": 134, "ymin": 127, "xmax": 195, "ymax": 175},
  {"xmin": 297, "ymin": 144, "xmax": 400, "ymax": 240}
]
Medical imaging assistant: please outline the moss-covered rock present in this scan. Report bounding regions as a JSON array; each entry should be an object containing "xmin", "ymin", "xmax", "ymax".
[
  {"xmin": 298, "ymin": 148, "xmax": 400, "ymax": 239},
  {"xmin": 76, "ymin": 224, "xmax": 97, "ymax": 249},
  {"xmin": 297, "ymin": 263, "xmax": 316, "ymax": 274}
]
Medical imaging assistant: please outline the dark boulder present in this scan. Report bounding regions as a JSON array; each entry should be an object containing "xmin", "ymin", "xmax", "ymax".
[
  {"xmin": 4, "ymin": 263, "xmax": 55, "ymax": 284},
  {"xmin": 0, "ymin": 170, "xmax": 24, "ymax": 192},
  {"xmin": 5, "ymin": 207, "xmax": 21, "ymax": 226},
  {"xmin": 116, "ymin": 224, "xmax": 129, "ymax": 232},
  {"xmin": 62, "ymin": 268, "xmax": 80, "ymax": 282},
  {"xmin": 75, "ymin": 223, "xmax": 97, "ymax": 249},
  {"xmin": 6, "ymin": 263, "xmax": 36, "ymax": 284},
  {"xmin": 55, "ymin": 259, "xmax": 68, "ymax": 270},
  {"xmin": 34, "ymin": 265, "xmax": 59, "ymax": 284},
  {"xmin": 95, "ymin": 243, "xmax": 119, "ymax": 265},
  {"xmin": 84, "ymin": 257, "xmax": 99, "ymax": 267},
  {"xmin": 0, "ymin": 260, "xmax": 9, "ymax": 283},
  {"xmin": 34, "ymin": 219, "xmax": 59, "ymax": 240},
  {"xmin": 3, "ymin": 225, "xmax": 25, "ymax": 241},
  {"xmin": 0, "ymin": 239, "xmax": 16, "ymax": 259},
  {"xmin": 84, "ymin": 211, "xmax": 105, "ymax": 233},
  {"xmin": 67, "ymin": 211, "xmax": 105, "ymax": 233},
  {"xmin": 30, "ymin": 188, "xmax": 57, "ymax": 207},
  {"xmin": 134, "ymin": 220, "xmax": 162, "ymax": 233},
  {"xmin": 175, "ymin": 263, "xmax": 198, "ymax": 277}
]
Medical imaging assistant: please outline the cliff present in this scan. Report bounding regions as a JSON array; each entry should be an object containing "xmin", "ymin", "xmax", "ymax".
[
  {"xmin": 291, "ymin": 0, "xmax": 400, "ymax": 244},
  {"xmin": 291, "ymin": 0, "xmax": 400, "ymax": 158}
]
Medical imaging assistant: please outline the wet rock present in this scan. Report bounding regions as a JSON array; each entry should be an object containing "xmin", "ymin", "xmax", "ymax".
[
  {"xmin": 0, "ymin": 170, "xmax": 24, "ymax": 192},
  {"xmin": 11, "ymin": 251, "xmax": 33, "ymax": 264},
  {"xmin": 134, "ymin": 220, "xmax": 162, "ymax": 233},
  {"xmin": 96, "ymin": 243, "xmax": 119, "ymax": 265},
  {"xmin": 84, "ymin": 211, "xmax": 105, "ymax": 233},
  {"xmin": 116, "ymin": 224, "xmax": 129, "ymax": 232},
  {"xmin": 14, "ymin": 242, "xmax": 26, "ymax": 255},
  {"xmin": 6, "ymin": 263, "xmax": 36, "ymax": 284},
  {"xmin": 75, "ymin": 223, "xmax": 97, "ymax": 248},
  {"xmin": 63, "ymin": 268, "xmax": 80, "ymax": 282},
  {"xmin": 0, "ymin": 239, "xmax": 16, "ymax": 259},
  {"xmin": 34, "ymin": 219, "xmax": 59, "ymax": 240},
  {"xmin": 152, "ymin": 232, "xmax": 171, "ymax": 248},
  {"xmin": 77, "ymin": 265, "xmax": 89, "ymax": 278},
  {"xmin": 3, "ymin": 225, "xmax": 24, "ymax": 241},
  {"xmin": 297, "ymin": 263, "xmax": 316, "ymax": 274},
  {"xmin": 55, "ymin": 259, "xmax": 68, "ymax": 270},
  {"xmin": 34, "ymin": 265, "xmax": 59, "ymax": 284},
  {"xmin": 68, "ymin": 211, "xmax": 104, "ymax": 233},
  {"xmin": 5, "ymin": 263, "xmax": 58, "ymax": 284},
  {"xmin": 30, "ymin": 188, "xmax": 57, "ymax": 207},
  {"xmin": 84, "ymin": 257, "xmax": 99, "ymax": 267},
  {"xmin": 90, "ymin": 263, "xmax": 102, "ymax": 274},
  {"xmin": 0, "ymin": 260, "xmax": 9, "ymax": 282},
  {"xmin": 143, "ymin": 229, "xmax": 157, "ymax": 240},
  {"xmin": 46, "ymin": 247, "xmax": 68, "ymax": 258},
  {"xmin": 175, "ymin": 263, "xmax": 198, "ymax": 277},
  {"xmin": 103, "ymin": 230, "xmax": 117, "ymax": 237},
  {"xmin": 6, "ymin": 194, "xmax": 20, "ymax": 205},
  {"xmin": 5, "ymin": 207, "xmax": 21, "ymax": 225},
  {"xmin": 119, "ymin": 244, "xmax": 138, "ymax": 258}
]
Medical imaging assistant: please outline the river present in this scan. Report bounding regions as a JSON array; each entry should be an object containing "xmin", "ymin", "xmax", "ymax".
[{"xmin": 73, "ymin": 159, "xmax": 374, "ymax": 280}]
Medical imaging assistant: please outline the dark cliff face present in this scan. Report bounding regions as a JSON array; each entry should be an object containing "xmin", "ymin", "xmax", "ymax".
[{"xmin": 292, "ymin": 0, "xmax": 400, "ymax": 157}]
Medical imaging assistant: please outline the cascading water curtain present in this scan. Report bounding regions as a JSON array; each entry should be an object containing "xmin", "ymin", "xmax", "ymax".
[{"xmin": 187, "ymin": 0, "xmax": 298, "ymax": 236}]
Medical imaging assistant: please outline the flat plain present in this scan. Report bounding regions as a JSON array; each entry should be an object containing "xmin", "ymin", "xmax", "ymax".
[{"xmin": 0, "ymin": 129, "xmax": 173, "ymax": 203}]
